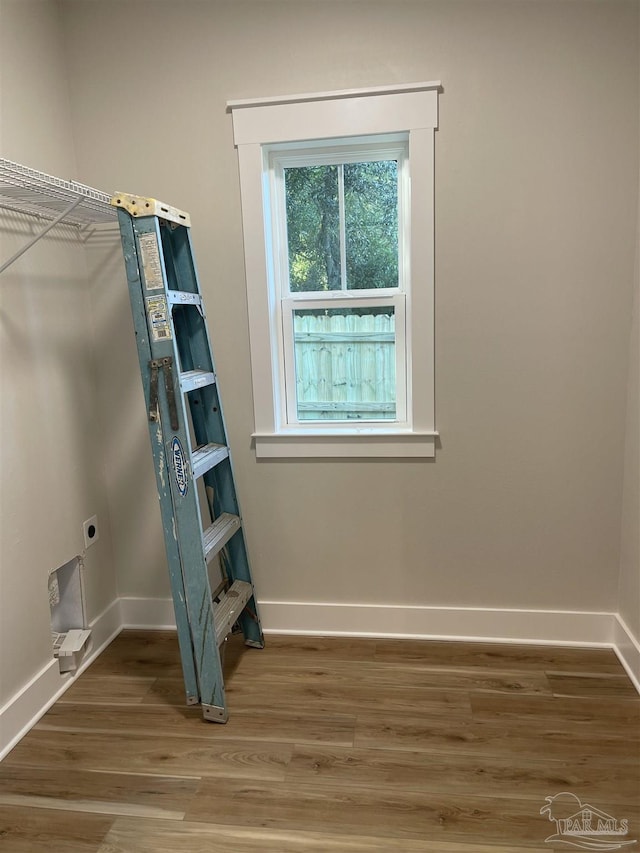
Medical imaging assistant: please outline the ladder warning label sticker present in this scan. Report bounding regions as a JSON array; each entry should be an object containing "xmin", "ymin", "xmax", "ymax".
[
  {"xmin": 146, "ymin": 295, "xmax": 173, "ymax": 342},
  {"xmin": 138, "ymin": 232, "xmax": 164, "ymax": 290}
]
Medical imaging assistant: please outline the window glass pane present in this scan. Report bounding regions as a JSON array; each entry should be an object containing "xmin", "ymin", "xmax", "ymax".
[
  {"xmin": 284, "ymin": 165, "xmax": 341, "ymax": 292},
  {"xmin": 345, "ymin": 160, "xmax": 398, "ymax": 289},
  {"xmin": 292, "ymin": 307, "xmax": 396, "ymax": 421}
]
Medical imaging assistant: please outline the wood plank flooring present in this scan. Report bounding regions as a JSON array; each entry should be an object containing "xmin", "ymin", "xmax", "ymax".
[{"xmin": 0, "ymin": 631, "xmax": 638, "ymax": 851}]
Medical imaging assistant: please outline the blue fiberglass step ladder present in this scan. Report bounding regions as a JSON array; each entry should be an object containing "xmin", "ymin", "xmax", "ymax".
[{"xmin": 112, "ymin": 192, "xmax": 264, "ymax": 723}]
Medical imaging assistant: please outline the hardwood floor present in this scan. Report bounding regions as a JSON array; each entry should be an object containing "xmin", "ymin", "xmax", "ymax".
[{"xmin": 0, "ymin": 631, "xmax": 638, "ymax": 851}]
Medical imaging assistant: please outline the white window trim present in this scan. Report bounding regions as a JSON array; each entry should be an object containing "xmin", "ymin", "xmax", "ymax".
[{"xmin": 228, "ymin": 82, "xmax": 440, "ymax": 458}]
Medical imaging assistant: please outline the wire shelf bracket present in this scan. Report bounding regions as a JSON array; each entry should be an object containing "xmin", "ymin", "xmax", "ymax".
[{"xmin": 0, "ymin": 158, "xmax": 117, "ymax": 274}]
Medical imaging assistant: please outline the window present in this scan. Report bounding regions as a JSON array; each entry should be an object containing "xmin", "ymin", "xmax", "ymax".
[
  {"xmin": 228, "ymin": 83, "xmax": 440, "ymax": 457},
  {"xmin": 273, "ymin": 139, "xmax": 407, "ymax": 425}
]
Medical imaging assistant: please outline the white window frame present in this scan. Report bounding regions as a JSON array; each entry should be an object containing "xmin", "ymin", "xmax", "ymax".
[{"xmin": 228, "ymin": 82, "xmax": 440, "ymax": 458}]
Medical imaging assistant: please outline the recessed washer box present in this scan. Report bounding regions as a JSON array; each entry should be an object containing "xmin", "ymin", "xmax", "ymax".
[{"xmin": 49, "ymin": 556, "xmax": 91, "ymax": 673}]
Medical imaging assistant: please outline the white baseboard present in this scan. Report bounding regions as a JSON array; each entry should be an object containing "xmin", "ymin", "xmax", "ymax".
[
  {"xmin": 0, "ymin": 597, "xmax": 122, "ymax": 761},
  {"xmin": 257, "ymin": 600, "xmax": 619, "ymax": 646},
  {"xmin": 612, "ymin": 614, "xmax": 640, "ymax": 692},
  {"xmin": 120, "ymin": 595, "xmax": 623, "ymax": 647}
]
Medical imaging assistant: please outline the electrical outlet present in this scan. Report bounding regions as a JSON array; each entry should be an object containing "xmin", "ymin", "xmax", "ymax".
[{"xmin": 83, "ymin": 515, "xmax": 99, "ymax": 549}]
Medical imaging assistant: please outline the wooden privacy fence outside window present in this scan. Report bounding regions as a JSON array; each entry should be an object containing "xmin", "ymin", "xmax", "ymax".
[{"xmin": 293, "ymin": 311, "xmax": 396, "ymax": 420}]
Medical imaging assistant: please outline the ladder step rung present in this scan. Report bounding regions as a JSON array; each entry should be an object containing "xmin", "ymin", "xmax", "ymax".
[
  {"xmin": 203, "ymin": 512, "xmax": 241, "ymax": 561},
  {"xmin": 180, "ymin": 369, "xmax": 215, "ymax": 393},
  {"xmin": 167, "ymin": 290, "xmax": 203, "ymax": 307},
  {"xmin": 191, "ymin": 443, "xmax": 229, "ymax": 479},
  {"xmin": 214, "ymin": 580, "xmax": 253, "ymax": 645}
]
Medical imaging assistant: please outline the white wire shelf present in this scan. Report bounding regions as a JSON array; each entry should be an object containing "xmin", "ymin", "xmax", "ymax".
[
  {"xmin": 0, "ymin": 158, "xmax": 116, "ymax": 226},
  {"xmin": 0, "ymin": 158, "xmax": 118, "ymax": 274}
]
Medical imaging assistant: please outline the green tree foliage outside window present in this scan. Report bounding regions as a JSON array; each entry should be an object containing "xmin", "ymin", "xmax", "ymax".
[{"xmin": 284, "ymin": 160, "xmax": 398, "ymax": 293}]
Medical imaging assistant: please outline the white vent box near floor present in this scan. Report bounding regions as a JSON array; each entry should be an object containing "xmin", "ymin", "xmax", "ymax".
[{"xmin": 49, "ymin": 556, "xmax": 91, "ymax": 673}]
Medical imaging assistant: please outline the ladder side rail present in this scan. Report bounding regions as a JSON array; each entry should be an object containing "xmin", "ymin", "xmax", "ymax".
[{"xmin": 116, "ymin": 209, "xmax": 201, "ymax": 705}]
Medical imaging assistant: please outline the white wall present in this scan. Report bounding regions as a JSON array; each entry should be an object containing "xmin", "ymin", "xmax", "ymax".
[
  {"xmin": 619, "ymin": 259, "xmax": 639, "ymax": 641},
  {"xmin": 615, "ymin": 7, "xmax": 640, "ymax": 674},
  {"xmin": 0, "ymin": 0, "xmax": 118, "ymax": 728},
  {"xmin": 618, "ymin": 129, "xmax": 640, "ymax": 643},
  {"xmin": 57, "ymin": 0, "xmax": 639, "ymax": 631}
]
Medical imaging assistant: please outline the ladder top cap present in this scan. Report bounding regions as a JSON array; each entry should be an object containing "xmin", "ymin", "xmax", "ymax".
[{"xmin": 111, "ymin": 192, "xmax": 191, "ymax": 227}]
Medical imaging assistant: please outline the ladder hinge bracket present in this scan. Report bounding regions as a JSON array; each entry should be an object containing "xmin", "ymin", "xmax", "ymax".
[{"xmin": 149, "ymin": 356, "xmax": 179, "ymax": 431}]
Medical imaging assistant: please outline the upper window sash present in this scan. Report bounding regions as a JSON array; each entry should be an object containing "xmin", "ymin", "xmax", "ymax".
[{"xmin": 268, "ymin": 138, "xmax": 409, "ymax": 300}]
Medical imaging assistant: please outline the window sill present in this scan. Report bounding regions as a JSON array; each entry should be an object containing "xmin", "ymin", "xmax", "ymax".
[{"xmin": 252, "ymin": 430, "xmax": 438, "ymax": 458}]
